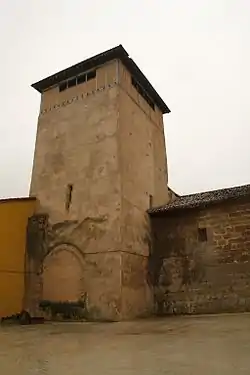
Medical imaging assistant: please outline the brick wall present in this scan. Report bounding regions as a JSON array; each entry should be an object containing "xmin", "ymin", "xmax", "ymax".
[{"xmin": 150, "ymin": 197, "xmax": 250, "ymax": 315}]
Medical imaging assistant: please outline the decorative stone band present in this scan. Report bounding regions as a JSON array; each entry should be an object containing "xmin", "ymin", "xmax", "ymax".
[{"xmin": 40, "ymin": 82, "xmax": 118, "ymax": 116}]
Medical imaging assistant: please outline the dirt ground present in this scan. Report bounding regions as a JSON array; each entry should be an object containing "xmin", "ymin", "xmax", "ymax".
[{"xmin": 1, "ymin": 313, "xmax": 250, "ymax": 374}]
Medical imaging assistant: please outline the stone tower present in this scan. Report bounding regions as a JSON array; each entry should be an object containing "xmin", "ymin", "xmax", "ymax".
[{"xmin": 27, "ymin": 45, "xmax": 170, "ymax": 320}]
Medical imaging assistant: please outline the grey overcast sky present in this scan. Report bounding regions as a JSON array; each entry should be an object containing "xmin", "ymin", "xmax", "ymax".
[{"xmin": 0, "ymin": 0, "xmax": 250, "ymax": 198}]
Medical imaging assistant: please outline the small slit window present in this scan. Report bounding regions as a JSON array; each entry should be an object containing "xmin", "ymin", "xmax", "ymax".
[
  {"xmin": 149, "ymin": 194, "xmax": 153, "ymax": 208},
  {"xmin": 198, "ymin": 227, "xmax": 207, "ymax": 242},
  {"xmin": 65, "ymin": 184, "xmax": 73, "ymax": 211}
]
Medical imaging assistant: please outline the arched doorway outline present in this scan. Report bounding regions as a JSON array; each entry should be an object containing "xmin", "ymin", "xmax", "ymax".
[
  {"xmin": 41, "ymin": 243, "xmax": 85, "ymax": 303},
  {"xmin": 42, "ymin": 242, "xmax": 85, "ymax": 270}
]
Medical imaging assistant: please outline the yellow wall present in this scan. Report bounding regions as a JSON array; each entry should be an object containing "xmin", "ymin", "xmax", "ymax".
[{"xmin": 0, "ymin": 198, "xmax": 36, "ymax": 317}]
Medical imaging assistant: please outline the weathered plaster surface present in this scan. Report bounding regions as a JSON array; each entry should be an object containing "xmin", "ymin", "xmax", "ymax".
[{"xmin": 121, "ymin": 252, "xmax": 153, "ymax": 319}]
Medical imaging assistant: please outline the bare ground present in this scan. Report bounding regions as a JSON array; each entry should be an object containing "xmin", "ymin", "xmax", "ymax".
[{"xmin": 1, "ymin": 313, "xmax": 250, "ymax": 374}]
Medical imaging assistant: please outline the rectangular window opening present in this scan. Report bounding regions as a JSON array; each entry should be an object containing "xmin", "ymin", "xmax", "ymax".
[
  {"xmin": 59, "ymin": 70, "xmax": 97, "ymax": 92},
  {"xmin": 131, "ymin": 76, "xmax": 155, "ymax": 111},
  {"xmin": 67, "ymin": 77, "xmax": 77, "ymax": 88},
  {"xmin": 65, "ymin": 184, "xmax": 73, "ymax": 211},
  {"xmin": 86, "ymin": 70, "xmax": 96, "ymax": 81},
  {"xmin": 77, "ymin": 74, "xmax": 86, "ymax": 85},
  {"xmin": 198, "ymin": 227, "xmax": 207, "ymax": 242},
  {"xmin": 59, "ymin": 81, "xmax": 67, "ymax": 92}
]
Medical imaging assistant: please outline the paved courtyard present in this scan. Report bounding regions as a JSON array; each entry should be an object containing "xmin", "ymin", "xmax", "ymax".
[{"xmin": 0, "ymin": 313, "xmax": 250, "ymax": 374}]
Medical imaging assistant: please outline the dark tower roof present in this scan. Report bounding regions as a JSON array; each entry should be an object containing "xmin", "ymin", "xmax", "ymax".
[{"xmin": 31, "ymin": 45, "xmax": 170, "ymax": 114}]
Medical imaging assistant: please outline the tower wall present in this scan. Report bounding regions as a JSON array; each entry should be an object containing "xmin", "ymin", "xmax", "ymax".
[
  {"xmin": 28, "ymin": 61, "xmax": 124, "ymax": 320},
  {"xmin": 27, "ymin": 57, "xmax": 169, "ymax": 320},
  {"xmin": 117, "ymin": 62, "xmax": 169, "ymax": 318}
]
